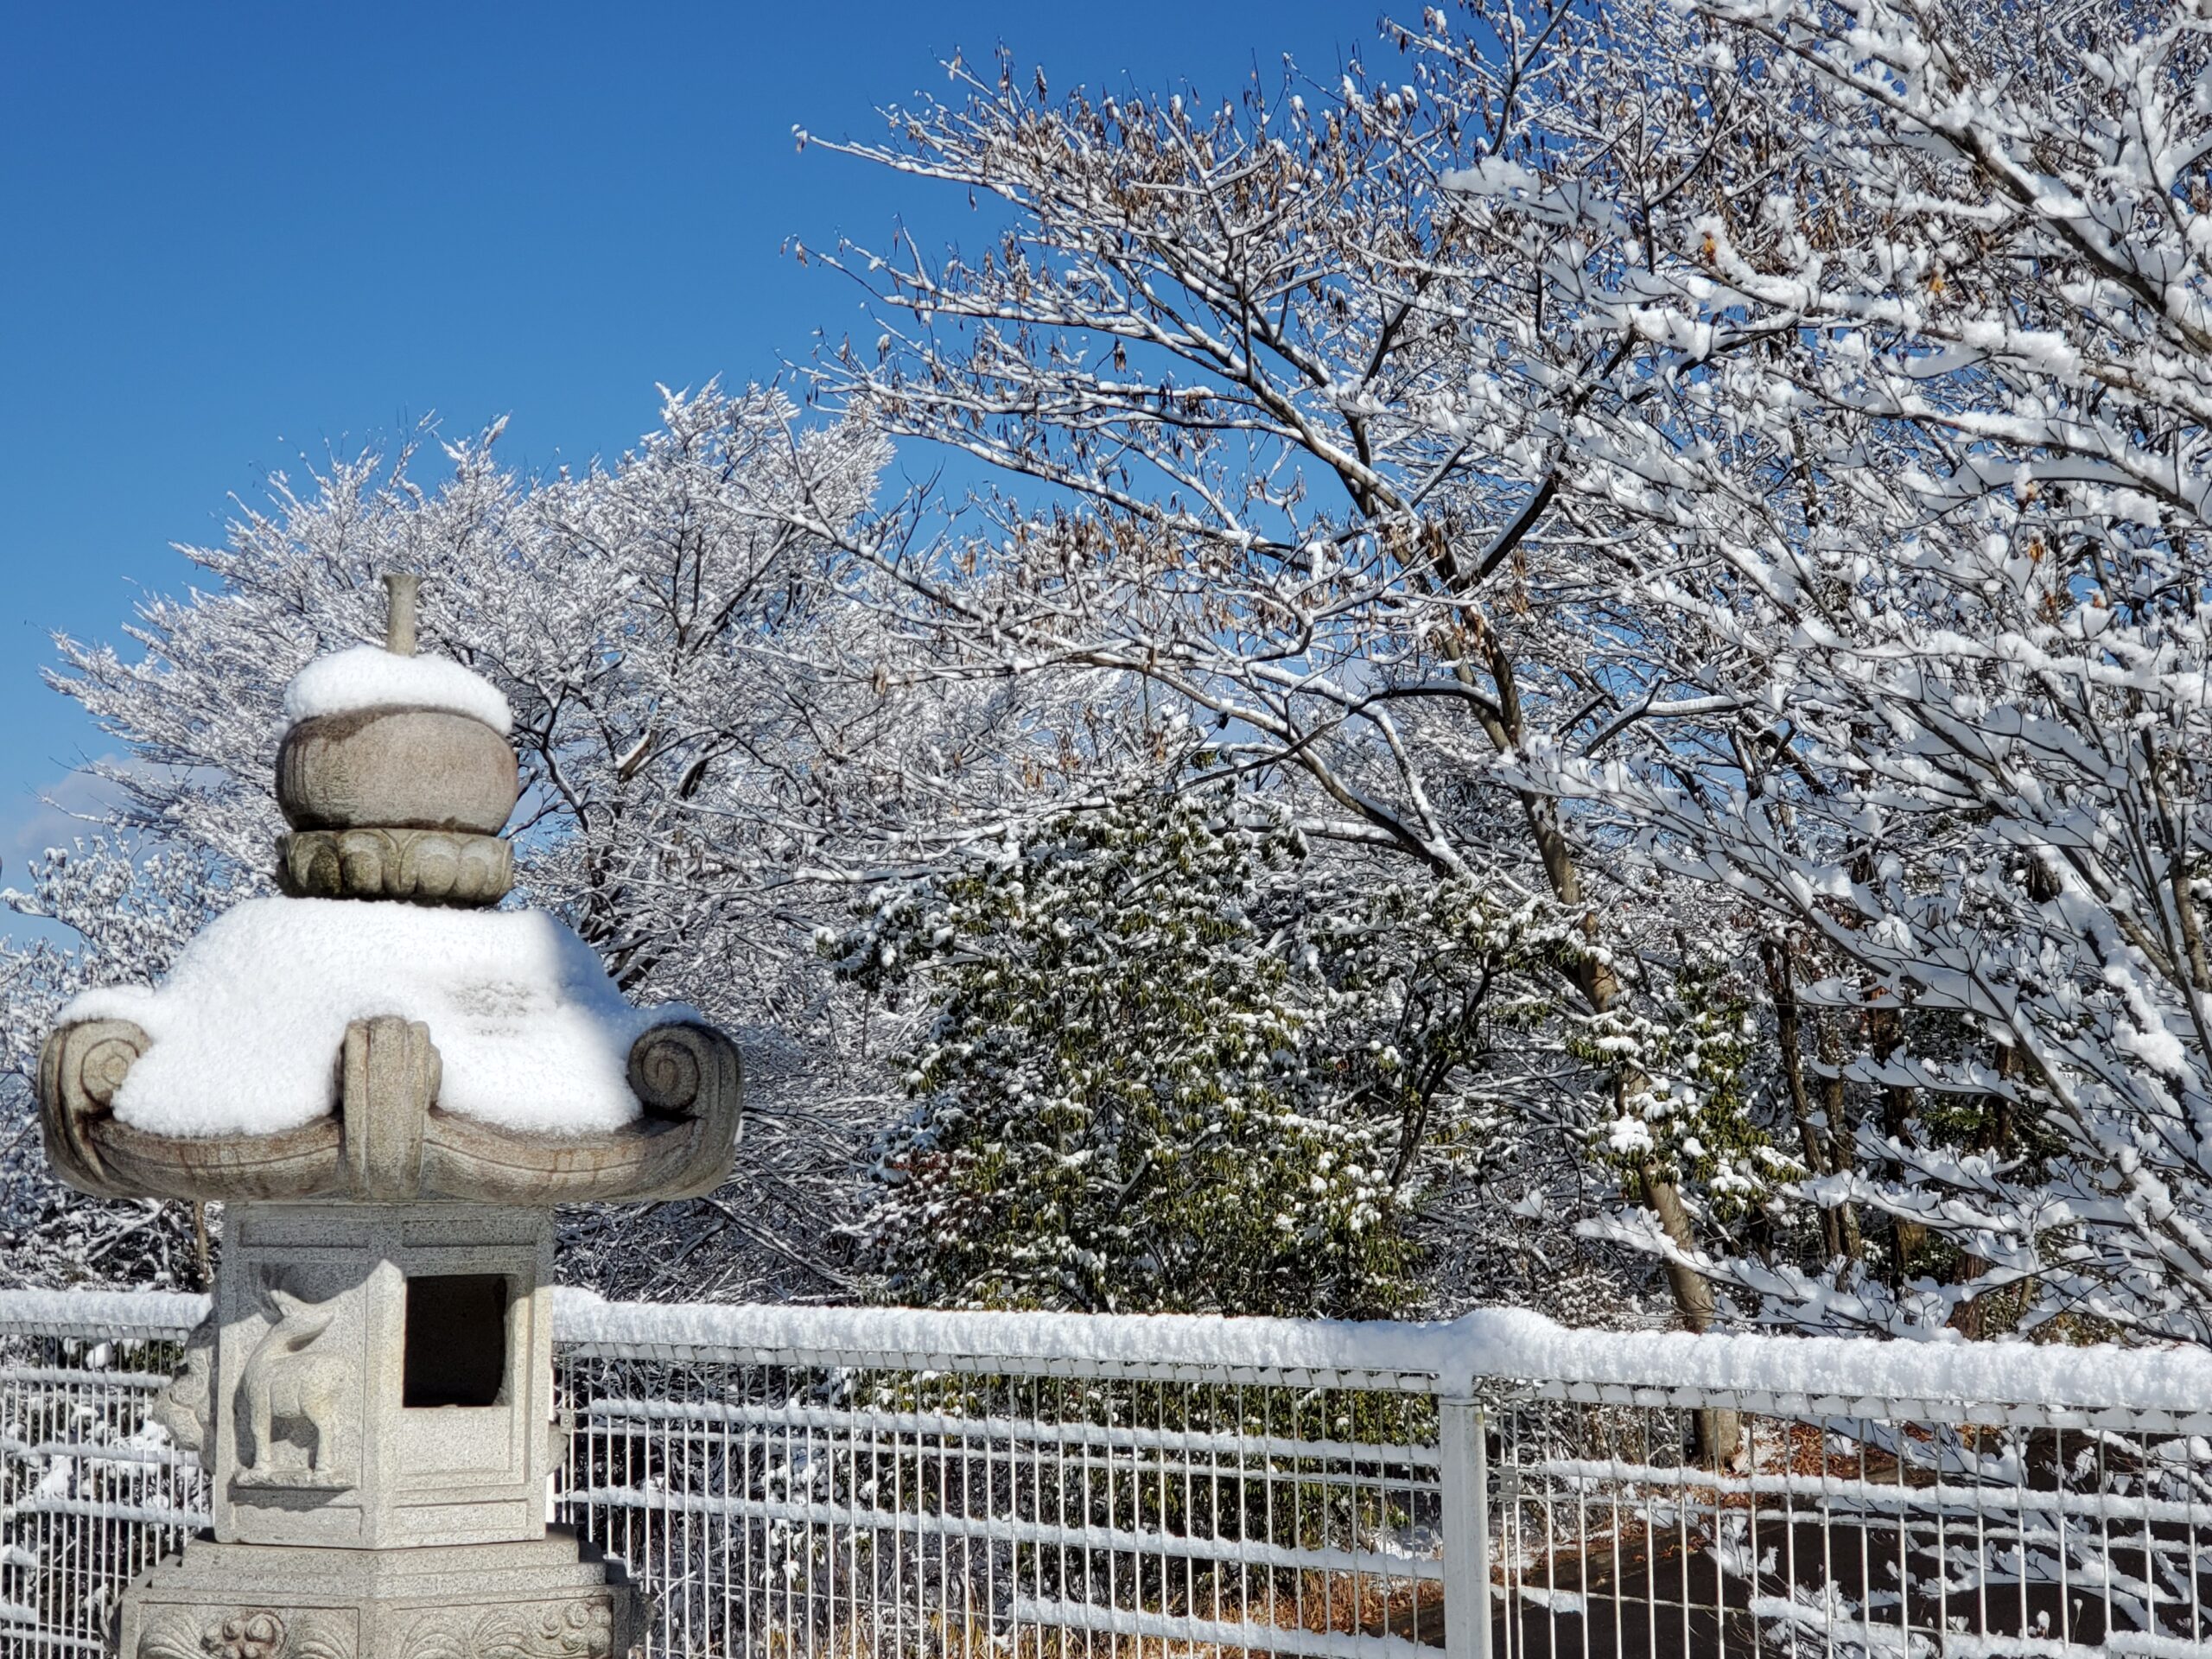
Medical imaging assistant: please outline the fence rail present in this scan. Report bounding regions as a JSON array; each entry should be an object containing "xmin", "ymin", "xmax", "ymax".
[{"xmin": 4, "ymin": 1289, "xmax": 2209, "ymax": 1658}]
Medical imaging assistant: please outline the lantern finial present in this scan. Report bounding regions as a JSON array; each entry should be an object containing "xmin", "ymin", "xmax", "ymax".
[{"xmin": 382, "ymin": 571, "xmax": 420, "ymax": 656}]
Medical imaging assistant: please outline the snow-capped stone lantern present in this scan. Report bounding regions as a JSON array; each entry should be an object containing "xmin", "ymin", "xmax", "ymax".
[{"xmin": 37, "ymin": 575, "xmax": 741, "ymax": 1659}]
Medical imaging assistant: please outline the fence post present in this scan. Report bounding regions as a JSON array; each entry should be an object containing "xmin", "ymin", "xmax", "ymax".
[{"xmin": 1440, "ymin": 1395, "xmax": 1490, "ymax": 1659}]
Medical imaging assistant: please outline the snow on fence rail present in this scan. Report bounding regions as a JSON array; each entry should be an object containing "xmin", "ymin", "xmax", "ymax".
[{"xmin": 4, "ymin": 1289, "xmax": 2210, "ymax": 1658}]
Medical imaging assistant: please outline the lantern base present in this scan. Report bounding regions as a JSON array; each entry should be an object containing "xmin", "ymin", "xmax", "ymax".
[{"xmin": 115, "ymin": 1528, "xmax": 640, "ymax": 1659}]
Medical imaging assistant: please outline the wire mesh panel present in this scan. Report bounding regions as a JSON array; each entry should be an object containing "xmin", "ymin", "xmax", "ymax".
[
  {"xmin": 0, "ymin": 1331, "xmax": 207, "ymax": 1657},
  {"xmin": 554, "ymin": 1347, "xmax": 1448, "ymax": 1659},
  {"xmin": 1487, "ymin": 1389, "xmax": 2212, "ymax": 1658},
  {"xmin": 3, "ymin": 1292, "xmax": 2211, "ymax": 1659}
]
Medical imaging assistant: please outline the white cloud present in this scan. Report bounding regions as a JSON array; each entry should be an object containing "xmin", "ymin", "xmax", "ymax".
[{"xmin": 0, "ymin": 758, "xmax": 134, "ymax": 881}]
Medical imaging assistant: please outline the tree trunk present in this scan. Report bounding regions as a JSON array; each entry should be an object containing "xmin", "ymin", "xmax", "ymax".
[
  {"xmin": 1760, "ymin": 938, "xmax": 1848, "ymax": 1264},
  {"xmin": 1463, "ymin": 613, "xmax": 1728, "ymax": 1374},
  {"xmin": 1508, "ymin": 789, "xmax": 1734, "ymax": 1452},
  {"xmin": 1866, "ymin": 999, "xmax": 1926, "ymax": 1284},
  {"xmin": 1950, "ymin": 1043, "xmax": 2020, "ymax": 1337},
  {"xmin": 1641, "ymin": 1163, "xmax": 1742, "ymax": 1465},
  {"xmin": 1815, "ymin": 1017, "xmax": 1864, "ymax": 1262}
]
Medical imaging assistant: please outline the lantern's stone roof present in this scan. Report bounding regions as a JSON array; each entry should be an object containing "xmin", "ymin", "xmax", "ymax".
[
  {"xmin": 60, "ymin": 897, "xmax": 693, "ymax": 1139},
  {"xmin": 281, "ymin": 643, "xmax": 512, "ymax": 734},
  {"xmin": 39, "ymin": 575, "xmax": 742, "ymax": 1208}
]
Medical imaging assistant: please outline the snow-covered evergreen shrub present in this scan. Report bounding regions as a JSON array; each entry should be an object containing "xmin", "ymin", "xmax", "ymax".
[{"xmin": 836, "ymin": 793, "xmax": 1418, "ymax": 1316}]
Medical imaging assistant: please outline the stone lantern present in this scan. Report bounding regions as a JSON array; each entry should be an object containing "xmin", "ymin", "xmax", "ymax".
[{"xmin": 36, "ymin": 576, "xmax": 741, "ymax": 1659}]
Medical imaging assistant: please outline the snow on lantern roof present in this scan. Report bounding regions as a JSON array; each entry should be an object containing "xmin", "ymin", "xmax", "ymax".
[
  {"xmin": 281, "ymin": 644, "xmax": 512, "ymax": 735},
  {"xmin": 40, "ymin": 572, "xmax": 742, "ymax": 1206},
  {"xmin": 60, "ymin": 897, "xmax": 696, "ymax": 1139}
]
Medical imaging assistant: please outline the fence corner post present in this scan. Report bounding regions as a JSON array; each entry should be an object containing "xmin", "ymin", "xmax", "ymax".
[{"xmin": 1440, "ymin": 1395, "xmax": 1491, "ymax": 1659}]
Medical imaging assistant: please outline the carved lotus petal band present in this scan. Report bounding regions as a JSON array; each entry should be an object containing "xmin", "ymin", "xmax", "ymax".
[{"xmin": 278, "ymin": 829, "xmax": 513, "ymax": 907}]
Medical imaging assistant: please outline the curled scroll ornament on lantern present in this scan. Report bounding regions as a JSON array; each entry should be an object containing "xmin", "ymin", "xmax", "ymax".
[
  {"xmin": 340, "ymin": 1015, "xmax": 439, "ymax": 1200},
  {"xmin": 37, "ymin": 1017, "xmax": 149, "ymax": 1198},
  {"xmin": 626, "ymin": 1021, "xmax": 744, "ymax": 1198}
]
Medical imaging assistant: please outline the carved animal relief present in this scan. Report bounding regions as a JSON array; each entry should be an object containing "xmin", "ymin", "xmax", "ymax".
[
  {"xmin": 151, "ymin": 1311, "xmax": 217, "ymax": 1471},
  {"xmin": 233, "ymin": 1285, "xmax": 358, "ymax": 1489}
]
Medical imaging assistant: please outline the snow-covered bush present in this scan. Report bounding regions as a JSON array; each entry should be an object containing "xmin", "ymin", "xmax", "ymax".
[
  {"xmin": 0, "ymin": 842, "xmax": 253, "ymax": 1287},
  {"xmin": 833, "ymin": 792, "xmax": 1418, "ymax": 1316},
  {"xmin": 831, "ymin": 785, "xmax": 1670, "ymax": 1320}
]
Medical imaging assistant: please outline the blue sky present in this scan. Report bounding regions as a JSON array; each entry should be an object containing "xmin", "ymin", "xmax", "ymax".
[{"xmin": 0, "ymin": 2, "xmax": 1377, "ymax": 880}]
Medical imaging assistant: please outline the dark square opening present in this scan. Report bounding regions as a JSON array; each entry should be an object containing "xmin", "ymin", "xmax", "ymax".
[{"xmin": 402, "ymin": 1273, "xmax": 509, "ymax": 1408}]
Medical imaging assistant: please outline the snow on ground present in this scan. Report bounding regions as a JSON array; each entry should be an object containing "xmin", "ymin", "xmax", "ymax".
[
  {"xmin": 61, "ymin": 897, "xmax": 692, "ymax": 1136},
  {"xmin": 281, "ymin": 644, "xmax": 512, "ymax": 734}
]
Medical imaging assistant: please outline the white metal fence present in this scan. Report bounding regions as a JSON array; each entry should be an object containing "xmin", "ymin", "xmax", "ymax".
[{"xmin": 5, "ymin": 1289, "xmax": 2210, "ymax": 1658}]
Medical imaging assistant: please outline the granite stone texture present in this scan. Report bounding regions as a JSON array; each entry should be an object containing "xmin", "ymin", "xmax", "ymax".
[
  {"xmin": 277, "ymin": 827, "xmax": 514, "ymax": 906},
  {"xmin": 277, "ymin": 708, "xmax": 519, "ymax": 836},
  {"xmin": 207, "ymin": 1202, "xmax": 558, "ymax": 1551},
  {"xmin": 118, "ymin": 1530, "xmax": 639, "ymax": 1659},
  {"xmin": 49, "ymin": 605, "xmax": 727, "ymax": 1659},
  {"xmin": 39, "ymin": 1015, "xmax": 743, "ymax": 1205}
]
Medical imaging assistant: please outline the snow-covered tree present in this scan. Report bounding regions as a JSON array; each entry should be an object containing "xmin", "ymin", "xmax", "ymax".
[
  {"xmin": 3, "ymin": 385, "xmax": 1081, "ymax": 1297},
  {"xmin": 782, "ymin": 9, "xmax": 1826, "ymax": 1337},
  {"xmin": 0, "ymin": 841, "xmax": 255, "ymax": 1288},
  {"xmin": 771, "ymin": 0, "xmax": 2212, "ymax": 1356},
  {"xmin": 1420, "ymin": 0, "xmax": 2212, "ymax": 1345}
]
